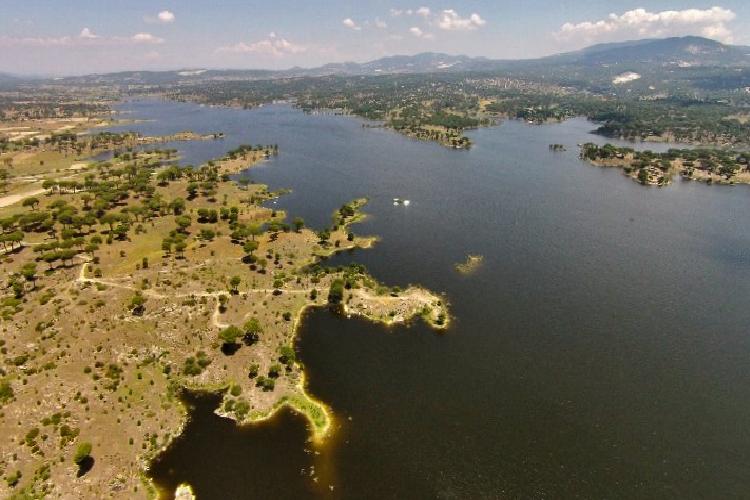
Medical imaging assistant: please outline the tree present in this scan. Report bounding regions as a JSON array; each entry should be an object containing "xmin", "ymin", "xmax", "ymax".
[
  {"xmin": 293, "ymin": 217, "xmax": 305, "ymax": 232},
  {"xmin": 0, "ymin": 379, "xmax": 13, "ymax": 404},
  {"xmin": 9, "ymin": 276, "xmax": 24, "ymax": 299},
  {"xmin": 170, "ymin": 198, "xmax": 186, "ymax": 215},
  {"xmin": 80, "ymin": 193, "xmax": 92, "ymax": 210},
  {"xmin": 186, "ymin": 182, "xmax": 199, "ymax": 199},
  {"xmin": 198, "ymin": 228, "xmax": 215, "ymax": 241},
  {"xmin": 637, "ymin": 168, "xmax": 650, "ymax": 185},
  {"xmin": 248, "ymin": 224, "xmax": 262, "ymax": 241},
  {"xmin": 99, "ymin": 213, "xmax": 120, "ymax": 234},
  {"xmin": 0, "ymin": 230, "xmax": 23, "ymax": 251},
  {"xmin": 175, "ymin": 215, "xmax": 192, "ymax": 233},
  {"xmin": 328, "ymin": 279, "xmax": 345, "ymax": 305},
  {"xmin": 174, "ymin": 240, "xmax": 187, "ymax": 258},
  {"xmin": 255, "ymin": 376, "xmax": 275, "ymax": 392},
  {"xmin": 219, "ymin": 325, "xmax": 242, "ymax": 344},
  {"xmin": 243, "ymin": 240, "xmax": 259, "ymax": 258},
  {"xmin": 219, "ymin": 325, "xmax": 242, "ymax": 355},
  {"xmin": 130, "ymin": 292, "xmax": 146, "ymax": 316},
  {"xmin": 42, "ymin": 251, "xmax": 59, "ymax": 270},
  {"xmin": 20, "ymin": 263, "xmax": 36, "ymax": 289},
  {"xmin": 243, "ymin": 318, "xmax": 262, "ymax": 345},
  {"xmin": 22, "ymin": 197, "xmax": 39, "ymax": 210},
  {"xmin": 73, "ymin": 442, "xmax": 92, "ymax": 465},
  {"xmin": 229, "ymin": 275, "xmax": 241, "ymax": 294},
  {"xmin": 317, "ymin": 230, "xmax": 330, "ymax": 244},
  {"xmin": 59, "ymin": 248, "xmax": 78, "ymax": 266},
  {"xmin": 279, "ymin": 346, "xmax": 296, "ymax": 366},
  {"xmin": 161, "ymin": 238, "xmax": 172, "ymax": 255}
]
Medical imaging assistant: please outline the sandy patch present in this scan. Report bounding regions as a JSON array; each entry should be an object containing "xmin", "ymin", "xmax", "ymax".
[
  {"xmin": 9, "ymin": 132, "xmax": 37, "ymax": 142},
  {"xmin": 0, "ymin": 188, "xmax": 45, "ymax": 208}
]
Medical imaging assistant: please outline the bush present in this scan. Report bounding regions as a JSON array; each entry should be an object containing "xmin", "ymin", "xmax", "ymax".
[
  {"xmin": 328, "ymin": 279, "xmax": 345, "ymax": 304},
  {"xmin": 183, "ymin": 351, "xmax": 211, "ymax": 376},
  {"xmin": 219, "ymin": 325, "xmax": 242, "ymax": 345},
  {"xmin": 268, "ymin": 364, "xmax": 282, "ymax": 378},
  {"xmin": 73, "ymin": 442, "xmax": 92, "ymax": 465},
  {"xmin": 279, "ymin": 346, "xmax": 296, "ymax": 365},
  {"xmin": 0, "ymin": 379, "xmax": 13, "ymax": 404},
  {"xmin": 256, "ymin": 376, "xmax": 275, "ymax": 392}
]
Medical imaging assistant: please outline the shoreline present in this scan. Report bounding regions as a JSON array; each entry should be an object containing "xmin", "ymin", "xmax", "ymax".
[
  {"xmin": 0, "ymin": 97, "xmax": 453, "ymax": 499},
  {"xmin": 580, "ymin": 143, "xmax": 750, "ymax": 187}
]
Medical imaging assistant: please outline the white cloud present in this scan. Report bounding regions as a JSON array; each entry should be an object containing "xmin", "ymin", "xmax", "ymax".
[
  {"xmin": 391, "ymin": 9, "xmax": 413, "ymax": 17},
  {"xmin": 375, "ymin": 18, "xmax": 388, "ymax": 29},
  {"xmin": 342, "ymin": 18, "xmax": 362, "ymax": 31},
  {"xmin": 557, "ymin": 6, "xmax": 736, "ymax": 44},
  {"xmin": 0, "ymin": 29, "xmax": 164, "ymax": 47},
  {"xmin": 79, "ymin": 28, "xmax": 98, "ymax": 39},
  {"xmin": 132, "ymin": 33, "xmax": 164, "ymax": 44},
  {"xmin": 216, "ymin": 32, "xmax": 307, "ymax": 57},
  {"xmin": 416, "ymin": 7, "xmax": 431, "ymax": 17},
  {"xmin": 702, "ymin": 22, "xmax": 733, "ymax": 42},
  {"xmin": 436, "ymin": 9, "xmax": 486, "ymax": 31},
  {"xmin": 157, "ymin": 10, "xmax": 175, "ymax": 23},
  {"xmin": 409, "ymin": 26, "xmax": 434, "ymax": 39}
]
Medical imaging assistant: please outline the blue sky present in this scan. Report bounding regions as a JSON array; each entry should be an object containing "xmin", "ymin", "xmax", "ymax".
[{"xmin": 1, "ymin": 1, "xmax": 749, "ymax": 75}]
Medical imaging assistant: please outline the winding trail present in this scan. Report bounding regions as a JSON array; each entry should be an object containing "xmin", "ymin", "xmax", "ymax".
[{"xmin": 76, "ymin": 261, "xmax": 319, "ymax": 329}]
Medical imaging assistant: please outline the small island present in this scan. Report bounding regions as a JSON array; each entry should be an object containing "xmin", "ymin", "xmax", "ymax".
[
  {"xmin": 455, "ymin": 254, "xmax": 484, "ymax": 274},
  {"xmin": 580, "ymin": 143, "xmax": 750, "ymax": 186}
]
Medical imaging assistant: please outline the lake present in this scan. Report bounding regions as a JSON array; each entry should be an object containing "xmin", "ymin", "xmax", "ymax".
[{"xmin": 111, "ymin": 100, "xmax": 750, "ymax": 498}]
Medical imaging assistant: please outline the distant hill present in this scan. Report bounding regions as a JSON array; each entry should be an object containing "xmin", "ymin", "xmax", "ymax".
[
  {"xmin": 24, "ymin": 36, "xmax": 750, "ymax": 86},
  {"xmin": 542, "ymin": 36, "xmax": 750, "ymax": 67},
  {"xmin": 0, "ymin": 72, "xmax": 20, "ymax": 83}
]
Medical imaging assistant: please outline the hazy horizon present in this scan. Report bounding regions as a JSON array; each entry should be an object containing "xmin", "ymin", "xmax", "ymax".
[
  {"xmin": 4, "ymin": 34, "xmax": 743, "ymax": 79},
  {"xmin": 2, "ymin": 1, "xmax": 749, "ymax": 76}
]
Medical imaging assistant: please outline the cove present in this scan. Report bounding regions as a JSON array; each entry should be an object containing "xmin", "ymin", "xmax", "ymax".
[{"xmin": 109, "ymin": 100, "xmax": 750, "ymax": 498}]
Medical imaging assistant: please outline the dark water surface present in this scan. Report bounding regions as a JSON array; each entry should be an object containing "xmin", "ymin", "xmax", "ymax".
[{"xmin": 116, "ymin": 100, "xmax": 750, "ymax": 498}]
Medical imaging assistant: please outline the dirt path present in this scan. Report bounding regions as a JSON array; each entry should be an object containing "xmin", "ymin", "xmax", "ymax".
[
  {"xmin": 0, "ymin": 188, "xmax": 45, "ymax": 208},
  {"xmin": 77, "ymin": 262, "xmax": 315, "ymax": 329}
]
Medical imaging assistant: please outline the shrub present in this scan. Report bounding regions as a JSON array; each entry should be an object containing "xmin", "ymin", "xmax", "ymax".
[
  {"xmin": 328, "ymin": 279, "xmax": 345, "ymax": 304},
  {"xmin": 73, "ymin": 442, "xmax": 92, "ymax": 465}
]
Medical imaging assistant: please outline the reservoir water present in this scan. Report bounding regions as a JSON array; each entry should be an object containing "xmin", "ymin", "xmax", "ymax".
[{"xmin": 112, "ymin": 100, "xmax": 750, "ymax": 498}]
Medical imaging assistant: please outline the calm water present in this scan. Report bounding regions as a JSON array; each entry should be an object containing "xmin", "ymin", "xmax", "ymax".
[{"xmin": 116, "ymin": 100, "xmax": 750, "ymax": 498}]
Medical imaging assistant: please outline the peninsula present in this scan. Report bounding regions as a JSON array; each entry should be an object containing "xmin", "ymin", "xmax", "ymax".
[{"xmin": 0, "ymin": 131, "xmax": 447, "ymax": 498}]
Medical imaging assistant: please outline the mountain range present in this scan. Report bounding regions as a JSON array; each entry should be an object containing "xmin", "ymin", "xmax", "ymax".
[{"xmin": 8, "ymin": 36, "xmax": 750, "ymax": 85}]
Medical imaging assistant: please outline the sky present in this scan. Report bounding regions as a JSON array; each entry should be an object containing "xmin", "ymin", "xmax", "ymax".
[{"xmin": 1, "ymin": 1, "xmax": 750, "ymax": 75}]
